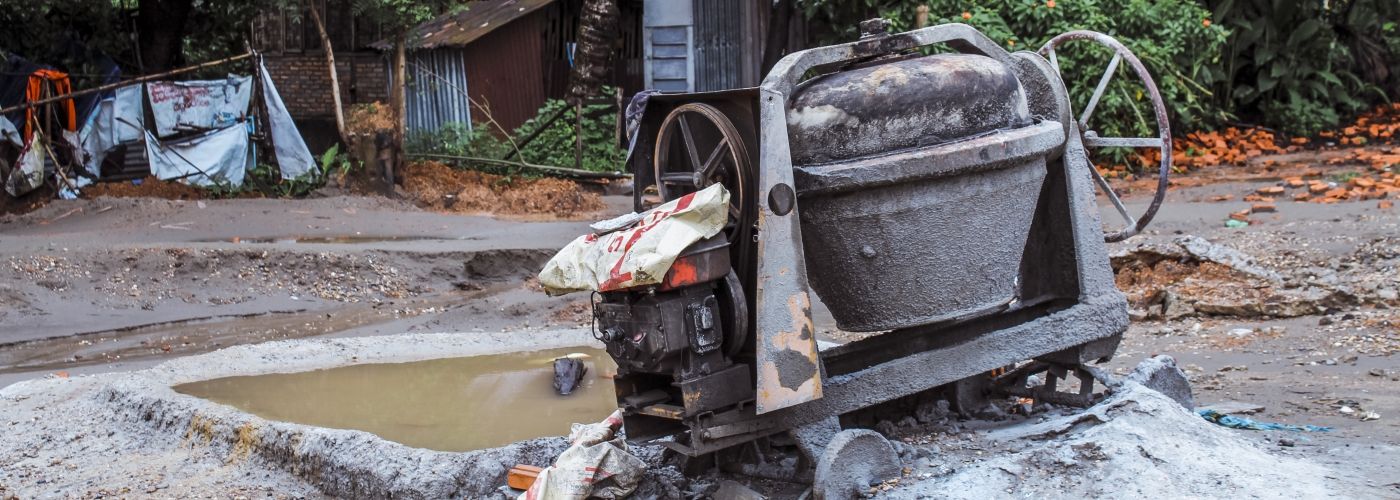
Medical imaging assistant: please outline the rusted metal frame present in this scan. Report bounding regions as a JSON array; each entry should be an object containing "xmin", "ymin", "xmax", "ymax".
[
  {"xmin": 1038, "ymin": 31, "xmax": 1173, "ymax": 242},
  {"xmin": 689, "ymin": 295, "xmax": 1128, "ymax": 443},
  {"xmin": 762, "ymin": 120, "xmax": 1122, "ymax": 435},
  {"xmin": 749, "ymin": 22, "xmax": 1023, "ymax": 415}
]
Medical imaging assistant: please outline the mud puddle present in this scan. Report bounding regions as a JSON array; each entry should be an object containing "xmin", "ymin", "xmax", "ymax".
[
  {"xmin": 197, "ymin": 235, "xmax": 482, "ymax": 244},
  {"xmin": 0, "ymin": 296, "xmax": 464, "ymax": 378},
  {"xmin": 175, "ymin": 347, "xmax": 618, "ymax": 452}
]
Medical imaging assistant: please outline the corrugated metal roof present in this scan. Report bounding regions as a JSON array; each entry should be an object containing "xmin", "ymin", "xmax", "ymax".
[{"xmin": 377, "ymin": 0, "xmax": 557, "ymax": 50}]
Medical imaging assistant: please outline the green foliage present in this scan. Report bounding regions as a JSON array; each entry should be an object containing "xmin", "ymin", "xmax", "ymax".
[
  {"xmin": 405, "ymin": 87, "xmax": 626, "ymax": 175},
  {"xmin": 405, "ymin": 122, "xmax": 511, "ymax": 160},
  {"xmin": 802, "ymin": 0, "xmax": 1226, "ymax": 141},
  {"xmin": 512, "ymin": 93, "xmax": 626, "ymax": 173},
  {"xmin": 1208, "ymin": 0, "xmax": 1395, "ymax": 135}
]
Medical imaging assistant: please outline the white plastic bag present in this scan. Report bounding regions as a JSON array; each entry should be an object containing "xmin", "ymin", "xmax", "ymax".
[
  {"xmin": 538, "ymin": 183, "xmax": 729, "ymax": 295},
  {"xmin": 5, "ymin": 131, "xmax": 46, "ymax": 197}
]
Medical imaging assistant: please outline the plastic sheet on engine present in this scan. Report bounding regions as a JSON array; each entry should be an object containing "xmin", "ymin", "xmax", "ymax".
[{"xmin": 538, "ymin": 184, "xmax": 729, "ymax": 295}]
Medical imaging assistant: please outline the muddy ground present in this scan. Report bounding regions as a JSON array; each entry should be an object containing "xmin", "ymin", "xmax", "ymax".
[{"xmin": 1, "ymin": 148, "xmax": 1398, "ymax": 497}]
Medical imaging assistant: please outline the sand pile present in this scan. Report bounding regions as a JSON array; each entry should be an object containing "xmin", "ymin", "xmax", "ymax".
[{"xmin": 403, "ymin": 161, "xmax": 604, "ymax": 218}]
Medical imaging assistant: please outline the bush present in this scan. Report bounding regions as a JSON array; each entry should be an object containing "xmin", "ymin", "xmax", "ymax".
[
  {"xmin": 1206, "ymin": 0, "xmax": 1395, "ymax": 136},
  {"xmin": 803, "ymin": 0, "xmax": 1227, "ymax": 141},
  {"xmin": 405, "ymin": 88, "xmax": 626, "ymax": 175},
  {"xmin": 512, "ymin": 94, "xmax": 626, "ymax": 173}
]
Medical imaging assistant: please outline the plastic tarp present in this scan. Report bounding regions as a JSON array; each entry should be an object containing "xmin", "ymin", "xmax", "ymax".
[
  {"xmin": 258, "ymin": 59, "xmax": 316, "ymax": 179},
  {"xmin": 5, "ymin": 130, "xmax": 46, "ymax": 196},
  {"xmin": 147, "ymin": 75, "xmax": 251, "ymax": 138},
  {"xmin": 518, "ymin": 410, "xmax": 645, "ymax": 500},
  {"xmin": 0, "ymin": 116, "xmax": 19, "ymax": 147},
  {"xmin": 79, "ymin": 84, "xmax": 144, "ymax": 177},
  {"xmin": 538, "ymin": 184, "xmax": 729, "ymax": 295},
  {"xmin": 144, "ymin": 124, "xmax": 249, "ymax": 187}
]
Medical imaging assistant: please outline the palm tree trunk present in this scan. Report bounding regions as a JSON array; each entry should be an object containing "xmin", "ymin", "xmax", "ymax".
[{"xmin": 567, "ymin": 0, "xmax": 619, "ymax": 104}]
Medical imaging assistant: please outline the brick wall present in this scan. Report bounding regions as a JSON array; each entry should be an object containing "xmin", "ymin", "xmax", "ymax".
[{"xmin": 262, "ymin": 52, "xmax": 388, "ymax": 119}]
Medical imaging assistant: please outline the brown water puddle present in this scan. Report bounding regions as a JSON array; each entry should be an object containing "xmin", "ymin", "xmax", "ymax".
[{"xmin": 174, "ymin": 347, "xmax": 618, "ymax": 452}]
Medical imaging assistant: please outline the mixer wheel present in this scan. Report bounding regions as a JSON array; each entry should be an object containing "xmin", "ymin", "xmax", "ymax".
[
  {"xmin": 1040, "ymin": 31, "xmax": 1173, "ymax": 242},
  {"xmin": 812, "ymin": 429, "xmax": 902, "ymax": 500}
]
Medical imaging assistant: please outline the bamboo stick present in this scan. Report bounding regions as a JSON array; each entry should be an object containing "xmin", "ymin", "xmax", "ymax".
[{"xmin": 0, "ymin": 51, "xmax": 255, "ymax": 116}]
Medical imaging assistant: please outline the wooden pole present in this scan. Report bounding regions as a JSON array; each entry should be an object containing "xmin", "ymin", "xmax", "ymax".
[
  {"xmin": 308, "ymin": 2, "xmax": 348, "ymax": 147},
  {"xmin": 0, "ymin": 51, "xmax": 255, "ymax": 116},
  {"xmin": 574, "ymin": 102, "xmax": 584, "ymax": 170}
]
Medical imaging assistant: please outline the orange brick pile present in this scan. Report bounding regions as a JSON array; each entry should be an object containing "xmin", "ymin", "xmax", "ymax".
[
  {"xmin": 1321, "ymin": 103, "xmax": 1400, "ymax": 146},
  {"xmin": 1241, "ymin": 169, "xmax": 1398, "ymax": 208},
  {"xmin": 1173, "ymin": 128, "xmax": 1288, "ymax": 170}
]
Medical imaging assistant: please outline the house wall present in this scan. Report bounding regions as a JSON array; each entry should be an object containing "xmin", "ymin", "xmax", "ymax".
[
  {"xmin": 460, "ymin": 10, "xmax": 550, "ymax": 132},
  {"xmin": 262, "ymin": 53, "xmax": 389, "ymax": 119}
]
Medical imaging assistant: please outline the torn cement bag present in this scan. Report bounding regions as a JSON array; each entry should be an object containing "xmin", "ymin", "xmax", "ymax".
[
  {"xmin": 539, "ymin": 183, "xmax": 729, "ymax": 295},
  {"xmin": 519, "ymin": 410, "xmax": 645, "ymax": 500}
]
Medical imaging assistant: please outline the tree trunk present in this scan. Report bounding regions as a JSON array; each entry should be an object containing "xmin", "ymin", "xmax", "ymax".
[
  {"xmin": 567, "ymin": 0, "xmax": 619, "ymax": 104},
  {"xmin": 391, "ymin": 37, "xmax": 407, "ymax": 186},
  {"xmin": 761, "ymin": 0, "xmax": 793, "ymax": 77},
  {"xmin": 136, "ymin": 0, "xmax": 195, "ymax": 72},
  {"xmin": 308, "ymin": 2, "xmax": 349, "ymax": 147}
]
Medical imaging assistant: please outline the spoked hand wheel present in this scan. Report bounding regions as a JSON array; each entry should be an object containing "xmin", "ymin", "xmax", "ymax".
[
  {"xmin": 653, "ymin": 103, "xmax": 752, "ymax": 239},
  {"xmin": 1040, "ymin": 31, "xmax": 1172, "ymax": 242}
]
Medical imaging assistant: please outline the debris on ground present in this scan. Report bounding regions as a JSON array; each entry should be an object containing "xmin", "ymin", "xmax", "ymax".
[
  {"xmin": 402, "ymin": 161, "xmax": 604, "ymax": 218},
  {"xmin": 1197, "ymin": 409, "xmax": 1332, "ymax": 432},
  {"xmin": 518, "ymin": 410, "xmax": 645, "ymax": 500},
  {"xmin": 1124, "ymin": 355, "xmax": 1194, "ymax": 409},
  {"xmin": 1111, "ymin": 235, "xmax": 1353, "ymax": 319},
  {"xmin": 887, "ymin": 380, "xmax": 1359, "ymax": 498},
  {"xmin": 81, "ymin": 176, "xmax": 210, "ymax": 200},
  {"xmin": 552, "ymin": 356, "xmax": 588, "ymax": 395}
]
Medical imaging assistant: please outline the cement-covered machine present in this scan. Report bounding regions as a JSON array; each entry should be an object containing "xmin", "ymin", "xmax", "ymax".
[{"xmin": 587, "ymin": 21, "xmax": 1172, "ymax": 498}]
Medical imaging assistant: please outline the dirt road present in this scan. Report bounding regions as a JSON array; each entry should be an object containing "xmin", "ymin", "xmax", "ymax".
[
  {"xmin": 0, "ymin": 195, "xmax": 626, "ymax": 387},
  {"xmin": 1, "ymin": 149, "xmax": 1398, "ymax": 496}
]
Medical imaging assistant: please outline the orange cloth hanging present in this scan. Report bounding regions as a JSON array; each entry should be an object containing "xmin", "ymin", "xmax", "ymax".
[{"xmin": 23, "ymin": 69, "xmax": 77, "ymax": 143}]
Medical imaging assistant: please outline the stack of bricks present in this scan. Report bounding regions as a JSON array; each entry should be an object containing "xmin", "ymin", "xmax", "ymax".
[{"xmin": 262, "ymin": 52, "xmax": 389, "ymax": 119}]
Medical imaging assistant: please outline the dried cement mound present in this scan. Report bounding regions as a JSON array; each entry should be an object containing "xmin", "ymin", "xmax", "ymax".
[
  {"xmin": 891, "ymin": 382, "xmax": 1367, "ymax": 499},
  {"xmin": 403, "ymin": 161, "xmax": 604, "ymax": 218},
  {"xmin": 0, "ymin": 330, "xmax": 601, "ymax": 498}
]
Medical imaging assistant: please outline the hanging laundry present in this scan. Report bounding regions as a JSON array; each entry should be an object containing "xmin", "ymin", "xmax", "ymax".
[
  {"xmin": 144, "ymin": 124, "xmax": 250, "ymax": 188},
  {"xmin": 147, "ymin": 75, "xmax": 252, "ymax": 138},
  {"xmin": 258, "ymin": 59, "xmax": 316, "ymax": 180}
]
